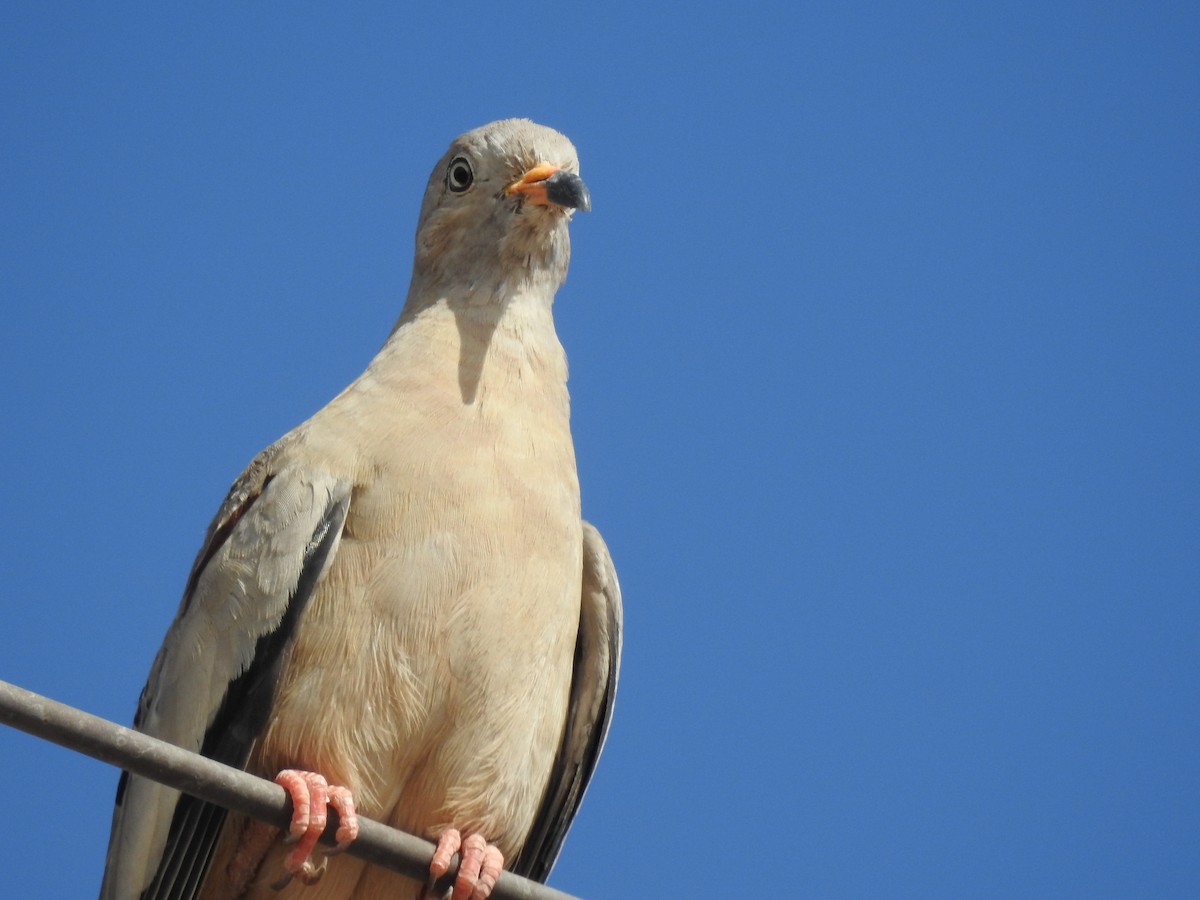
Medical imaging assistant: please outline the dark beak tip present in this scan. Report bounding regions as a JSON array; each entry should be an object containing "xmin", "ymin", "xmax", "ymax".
[{"xmin": 545, "ymin": 170, "xmax": 592, "ymax": 213}]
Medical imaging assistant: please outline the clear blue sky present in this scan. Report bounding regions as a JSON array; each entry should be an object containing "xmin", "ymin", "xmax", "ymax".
[{"xmin": 3, "ymin": 4, "xmax": 1197, "ymax": 897}]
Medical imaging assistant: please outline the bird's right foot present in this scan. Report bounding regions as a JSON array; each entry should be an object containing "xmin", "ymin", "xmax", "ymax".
[{"xmin": 271, "ymin": 769, "xmax": 359, "ymax": 887}]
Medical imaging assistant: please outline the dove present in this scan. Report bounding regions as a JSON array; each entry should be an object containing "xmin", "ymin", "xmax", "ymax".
[{"xmin": 100, "ymin": 118, "xmax": 621, "ymax": 900}]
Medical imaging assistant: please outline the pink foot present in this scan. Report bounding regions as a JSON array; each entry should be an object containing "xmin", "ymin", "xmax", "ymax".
[
  {"xmin": 271, "ymin": 769, "xmax": 359, "ymax": 887},
  {"xmin": 427, "ymin": 829, "xmax": 504, "ymax": 900}
]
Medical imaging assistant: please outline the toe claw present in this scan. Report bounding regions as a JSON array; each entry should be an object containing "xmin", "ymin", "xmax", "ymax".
[{"xmin": 270, "ymin": 869, "xmax": 294, "ymax": 891}]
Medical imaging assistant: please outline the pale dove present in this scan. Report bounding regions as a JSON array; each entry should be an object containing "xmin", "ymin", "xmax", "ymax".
[{"xmin": 100, "ymin": 118, "xmax": 621, "ymax": 900}]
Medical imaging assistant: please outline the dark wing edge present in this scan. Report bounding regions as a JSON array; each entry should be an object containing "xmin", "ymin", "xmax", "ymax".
[
  {"xmin": 138, "ymin": 490, "xmax": 350, "ymax": 900},
  {"xmin": 100, "ymin": 447, "xmax": 351, "ymax": 900},
  {"xmin": 513, "ymin": 520, "xmax": 623, "ymax": 882}
]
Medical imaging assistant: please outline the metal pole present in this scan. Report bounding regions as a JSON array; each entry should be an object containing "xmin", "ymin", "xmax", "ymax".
[{"xmin": 0, "ymin": 679, "xmax": 580, "ymax": 900}]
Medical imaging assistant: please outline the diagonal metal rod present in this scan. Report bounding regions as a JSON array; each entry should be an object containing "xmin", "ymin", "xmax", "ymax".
[{"xmin": 0, "ymin": 678, "xmax": 581, "ymax": 900}]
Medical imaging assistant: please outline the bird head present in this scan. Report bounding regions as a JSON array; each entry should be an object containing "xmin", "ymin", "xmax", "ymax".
[{"xmin": 408, "ymin": 119, "xmax": 590, "ymax": 307}]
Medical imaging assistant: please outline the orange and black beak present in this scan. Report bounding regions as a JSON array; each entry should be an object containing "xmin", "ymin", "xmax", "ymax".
[{"xmin": 505, "ymin": 163, "xmax": 591, "ymax": 212}]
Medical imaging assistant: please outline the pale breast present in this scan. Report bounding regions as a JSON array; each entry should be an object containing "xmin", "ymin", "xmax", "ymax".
[{"xmin": 253, "ymin": 299, "xmax": 583, "ymax": 854}]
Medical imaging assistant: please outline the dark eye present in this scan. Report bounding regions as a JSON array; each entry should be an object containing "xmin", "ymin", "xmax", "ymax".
[{"xmin": 446, "ymin": 157, "xmax": 474, "ymax": 193}]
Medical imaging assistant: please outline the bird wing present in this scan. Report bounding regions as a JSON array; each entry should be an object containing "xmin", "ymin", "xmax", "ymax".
[
  {"xmin": 100, "ymin": 436, "xmax": 352, "ymax": 900},
  {"xmin": 512, "ymin": 521, "xmax": 623, "ymax": 883}
]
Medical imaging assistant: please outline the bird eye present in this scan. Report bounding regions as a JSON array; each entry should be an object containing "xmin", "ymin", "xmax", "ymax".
[{"xmin": 446, "ymin": 157, "xmax": 474, "ymax": 193}]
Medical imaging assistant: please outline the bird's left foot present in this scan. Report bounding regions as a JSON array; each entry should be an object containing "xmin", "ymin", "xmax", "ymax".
[
  {"xmin": 425, "ymin": 828, "xmax": 504, "ymax": 900},
  {"xmin": 271, "ymin": 769, "xmax": 359, "ymax": 887}
]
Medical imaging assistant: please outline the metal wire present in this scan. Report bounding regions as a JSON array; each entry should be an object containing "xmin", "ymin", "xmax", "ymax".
[{"xmin": 0, "ymin": 678, "xmax": 582, "ymax": 900}]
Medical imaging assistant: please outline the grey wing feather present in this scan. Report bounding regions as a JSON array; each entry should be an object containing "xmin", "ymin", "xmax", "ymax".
[
  {"xmin": 100, "ymin": 438, "xmax": 352, "ymax": 900},
  {"xmin": 512, "ymin": 520, "xmax": 623, "ymax": 882}
]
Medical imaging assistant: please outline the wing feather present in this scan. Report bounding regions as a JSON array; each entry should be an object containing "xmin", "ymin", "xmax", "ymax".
[
  {"xmin": 100, "ymin": 439, "xmax": 352, "ymax": 900},
  {"xmin": 512, "ymin": 521, "xmax": 623, "ymax": 882}
]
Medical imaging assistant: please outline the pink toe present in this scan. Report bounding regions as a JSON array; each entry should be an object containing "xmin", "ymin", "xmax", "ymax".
[
  {"xmin": 430, "ymin": 828, "xmax": 462, "ymax": 881},
  {"xmin": 450, "ymin": 833, "xmax": 504, "ymax": 900},
  {"xmin": 327, "ymin": 784, "xmax": 359, "ymax": 848}
]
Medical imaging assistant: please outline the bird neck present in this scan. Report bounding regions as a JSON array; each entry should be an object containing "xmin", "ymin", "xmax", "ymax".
[{"xmin": 380, "ymin": 281, "xmax": 569, "ymax": 409}]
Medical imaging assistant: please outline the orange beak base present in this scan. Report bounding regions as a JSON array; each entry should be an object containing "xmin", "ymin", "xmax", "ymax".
[{"xmin": 505, "ymin": 164, "xmax": 591, "ymax": 212}]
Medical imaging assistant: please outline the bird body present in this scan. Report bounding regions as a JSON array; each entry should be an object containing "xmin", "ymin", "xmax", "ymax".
[{"xmin": 101, "ymin": 119, "xmax": 620, "ymax": 900}]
